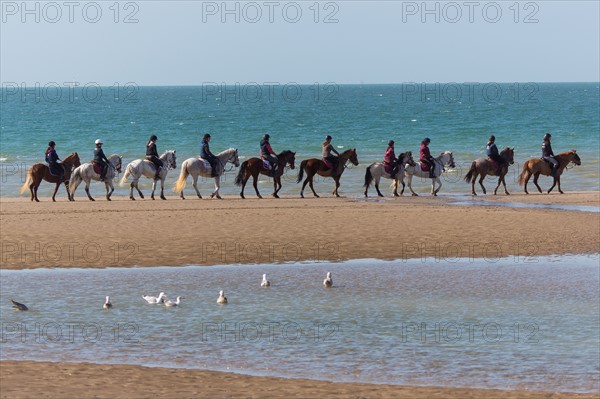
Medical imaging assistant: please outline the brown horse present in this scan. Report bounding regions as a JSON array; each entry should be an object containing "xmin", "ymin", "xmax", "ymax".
[
  {"xmin": 464, "ymin": 147, "xmax": 515, "ymax": 196},
  {"xmin": 296, "ymin": 148, "xmax": 359, "ymax": 198},
  {"xmin": 19, "ymin": 153, "xmax": 81, "ymax": 202},
  {"xmin": 519, "ymin": 150, "xmax": 581, "ymax": 194},
  {"xmin": 234, "ymin": 150, "xmax": 296, "ymax": 199}
]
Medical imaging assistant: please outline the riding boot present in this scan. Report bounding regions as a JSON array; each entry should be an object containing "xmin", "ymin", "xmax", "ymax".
[{"xmin": 270, "ymin": 162, "xmax": 277, "ymax": 177}]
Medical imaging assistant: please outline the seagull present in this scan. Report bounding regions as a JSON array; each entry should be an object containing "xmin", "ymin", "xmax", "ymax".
[
  {"xmin": 11, "ymin": 299, "xmax": 28, "ymax": 311},
  {"xmin": 323, "ymin": 272, "xmax": 333, "ymax": 288},
  {"xmin": 143, "ymin": 292, "xmax": 167, "ymax": 304},
  {"xmin": 164, "ymin": 296, "xmax": 183, "ymax": 307},
  {"xmin": 217, "ymin": 290, "xmax": 228, "ymax": 304},
  {"xmin": 103, "ymin": 296, "xmax": 112, "ymax": 309},
  {"xmin": 261, "ymin": 274, "xmax": 271, "ymax": 287}
]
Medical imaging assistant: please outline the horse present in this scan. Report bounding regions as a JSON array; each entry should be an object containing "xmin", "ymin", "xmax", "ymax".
[
  {"xmin": 234, "ymin": 150, "xmax": 296, "ymax": 199},
  {"xmin": 173, "ymin": 148, "xmax": 239, "ymax": 199},
  {"xmin": 396, "ymin": 151, "xmax": 455, "ymax": 196},
  {"xmin": 296, "ymin": 148, "xmax": 359, "ymax": 198},
  {"xmin": 19, "ymin": 153, "xmax": 81, "ymax": 202},
  {"xmin": 464, "ymin": 147, "xmax": 515, "ymax": 196},
  {"xmin": 120, "ymin": 150, "xmax": 177, "ymax": 200},
  {"xmin": 518, "ymin": 150, "xmax": 581, "ymax": 194},
  {"xmin": 69, "ymin": 154, "xmax": 123, "ymax": 201},
  {"xmin": 363, "ymin": 151, "xmax": 415, "ymax": 197}
]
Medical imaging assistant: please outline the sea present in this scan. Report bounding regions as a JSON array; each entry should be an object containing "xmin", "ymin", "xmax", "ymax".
[{"xmin": 1, "ymin": 82, "xmax": 598, "ymax": 197}]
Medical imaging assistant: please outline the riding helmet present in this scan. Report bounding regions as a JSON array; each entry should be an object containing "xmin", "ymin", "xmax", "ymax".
[
  {"xmin": 325, "ymin": 135, "xmax": 332, "ymax": 141},
  {"xmin": 263, "ymin": 134, "xmax": 270, "ymax": 140},
  {"xmin": 203, "ymin": 133, "xmax": 211, "ymax": 140},
  {"xmin": 95, "ymin": 139, "xmax": 103, "ymax": 145},
  {"xmin": 424, "ymin": 137, "xmax": 431, "ymax": 143},
  {"xmin": 150, "ymin": 134, "xmax": 158, "ymax": 141},
  {"xmin": 388, "ymin": 140, "xmax": 394, "ymax": 146},
  {"xmin": 489, "ymin": 135, "xmax": 495, "ymax": 142},
  {"xmin": 48, "ymin": 141, "xmax": 56, "ymax": 147},
  {"xmin": 544, "ymin": 133, "xmax": 552, "ymax": 140}
]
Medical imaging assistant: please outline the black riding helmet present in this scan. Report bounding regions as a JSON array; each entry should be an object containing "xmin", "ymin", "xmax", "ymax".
[
  {"xmin": 203, "ymin": 133, "xmax": 211, "ymax": 140},
  {"xmin": 544, "ymin": 133, "xmax": 552, "ymax": 140},
  {"xmin": 48, "ymin": 141, "xmax": 56, "ymax": 147},
  {"xmin": 263, "ymin": 134, "xmax": 270, "ymax": 140},
  {"xmin": 325, "ymin": 135, "xmax": 332, "ymax": 141},
  {"xmin": 423, "ymin": 137, "xmax": 431, "ymax": 144},
  {"xmin": 489, "ymin": 135, "xmax": 495, "ymax": 142},
  {"xmin": 150, "ymin": 134, "xmax": 158, "ymax": 141},
  {"xmin": 388, "ymin": 140, "xmax": 394, "ymax": 146}
]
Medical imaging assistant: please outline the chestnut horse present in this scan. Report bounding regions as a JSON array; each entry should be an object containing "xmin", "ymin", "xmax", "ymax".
[
  {"xmin": 234, "ymin": 150, "xmax": 296, "ymax": 199},
  {"xmin": 519, "ymin": 150, "xmax": 581, "ymax": 194},
  {"xmin": 19, "ymin": 152, "xmax": 81, "ymax": 202},
  {"xmin": 296, "ymin": 148, "xmax": 359, "ymax": 198},
  {"xmin": 464, "ymin": 147, "xmax": 515, "ymax": 196}
]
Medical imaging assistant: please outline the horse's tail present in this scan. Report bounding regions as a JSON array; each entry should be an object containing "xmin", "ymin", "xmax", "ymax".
[
  {"xmin": 234, "ymin": 161, "xmax": 247, "ymax": 186},
  {"xmin": 173, "ymin": 161, "xmax": 189, "ymax": 193},
  {"xmin": 296, "ymin": 160, "xmax": 307, "ymax": 183},
  {"xmin": 464, "ymin": 162, "xmax": 476, "ymax": 183},
  {"xmin": 119, "ymin": 164, "xmax": 131, "ymax": 186},
  {"xmin": 19, "ymin": 167, "xmax": 32, "ymax": 194},
  {"xmin": 363, "ymin": 164, "xmax": 374, "ymax": 188},
  {"xmin": 518, "ymin": 160, "xmax": 529, "ymax": 186},
  {"xmin": 69, "ymin": 167, "xmax": 82, "ymax": 194}
]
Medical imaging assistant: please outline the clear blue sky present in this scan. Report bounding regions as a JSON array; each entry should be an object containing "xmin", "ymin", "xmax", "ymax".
[{"xmin": 1, "ymin": 1, "xmax": 599, "ymax": 85}]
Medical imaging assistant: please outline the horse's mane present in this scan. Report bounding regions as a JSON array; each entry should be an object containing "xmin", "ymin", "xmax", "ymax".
[
  {"xmin": 278, "ymin": 150, "xmax": 294, "ymax": 157},
  {"xmin": 500, "ymin": 147, "xmax": 512, "ymax": 154},
  {"xmin": 217, "ymin": 147, "xmax": 237, "ymax": 156},
  {"xmin": 558, "ymin": 150, "xmax": 577, "ymax": 156}
]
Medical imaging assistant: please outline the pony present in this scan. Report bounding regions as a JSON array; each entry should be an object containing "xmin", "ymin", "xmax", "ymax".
[
  {"xmin": 464, "ymin": 147, "xmax": 515, "ymax": 196},
  {"xmin": 120, "ymin": 150, "xmax": 177, "ymax": 200},
  {"xmin": 19, "ymin": 152, "xmax": 81, "ymax": 202},
  {"xmin": 364, "ymin": 151, "xmax": 414, "ymax": 197},
  {"xmin": 397, "ymin": 151, "xmax": 455, "ymax": 196},
  {"xmin": 519, "ymin": 150, "xmax": 581, "ymax": 194},
  {"xmin": 173, "ymin": 148, "xmax": 239, "ymax": 199},
  {"xmin": 234, "ymin": 150, "xmax": 296, "ymax": 199},
  {"xmin": 296, "ymin": 148, "xmax": 359, "ymax": 198},
  {"xmin": 69, "ymin": 154, "xmax": 122, "ymax": 201}
]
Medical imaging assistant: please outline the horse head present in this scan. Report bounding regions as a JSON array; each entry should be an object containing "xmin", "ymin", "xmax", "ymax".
[
  {"xmin": 109, "ymin": 154, "xmax": 123, "ymax": 173},
  {"xmin": 67, "ymin": 152, "xmax": 81, "ymax": 168},
  {"xmin": 162, "ymin": 150, "xmax": 177, "ymax": 169},
  {"xmin": 501, "ymin": 147, "xmax": 515, "ymax": 165},
  {"xmin": 342, "ymin": 148, "xmax": 359, "ymax": 166},
  {"xmin": 232, "ymin": 148, "xmax": 240, "ymax": 167},
  {"xmin": 279, "ymin": 150, "xmax": 296, "ymax": 170},
  {"xmin": 442, "ymin": 151, "xmax": 455, "ymax": 168},
  {"xmin": 398, "ymin": 151, "xmax": 415, "ymax": 166},
  {"xmin": 570, "ymin": 150, "xmax": 581, "ymax": 166}
]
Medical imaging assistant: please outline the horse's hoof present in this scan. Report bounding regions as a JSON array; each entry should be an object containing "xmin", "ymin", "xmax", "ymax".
[
  {"xmin": 506, "ymin": 192, "xmax": 510, "ymax": 195},
  {"xmin": 272, "ymin": 194, "xmax": 279, "ymax": 198},
  {"xmin": 107, "ymin": 198, "xmax": 111, "ymax": 201},
  {"xmin": 378, "ymin": 194, "xmax": 384, "ymax": 198},
  {"xmin": 161, "ymin": 197, "xmax": 166, "ymax": 200},
  {"xmin": 559, "ymin": 191, "xmax": 564, "ymax": 194},
  {"xmin": 90, "ymin": 198, "xmax": 95, "ymax": 202},
  {"xmin": 151, "ymin": 197, "xmax": 155, "ymax": 200},
  {"xmin": 130, "ymin": 197, "xmax": 135, "ymax": 201},
  {"xmin": 412, "ymin": 193, "xmax": 418, "ymax": 197},
  {"xmin": 257, "ymin": 195, "xmax": 263, "ymax": 199}
]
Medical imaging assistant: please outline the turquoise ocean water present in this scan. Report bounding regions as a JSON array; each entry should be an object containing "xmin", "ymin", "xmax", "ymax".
[{"xmin": 1, "ymin": 83, "xmax": 598, "ymax": 197}]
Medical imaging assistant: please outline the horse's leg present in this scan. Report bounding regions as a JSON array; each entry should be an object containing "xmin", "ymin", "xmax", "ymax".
[
  {"xmin": 193, "ymin": 175, "xmax": 202, "ymax": 199},
  {"xmin": 502, "ymin": 174, "xmax": 509, "ymax": 195},
  {"xmin": 150, "ymin": 179, "xmax": 157, "ymax": 200},
  {"xmin": 523, "ymin": 171, "xmax": 531, "ymax": 194},
  {"xmin": 64, "ymin": 181, "xmax": 72, "ymax": 201},
  {"xmin": 252, "ymin": 172, "xmax": 262, "ymax": 199},
  {"xmin": 308, "ymin": 174, "xmax": 319, "ymax": 198},
  {"xmin": 33, "ymin": 181, "xmax": 40, "ymax": 202},
  {"xmin": 52, "ymin": 181, "xmax": 60, "ymax": 202},
  {"xmin": 547, "ymin": 176, "xmax": 557, "ymax": 194},
  {"xmin": 479, "ymin": 174, "xmax": 487, "ymax": 195},
  {"xmin": 407, "ymin": 175, "xmax": 417, "ymax": 196},
  {"xmin": 211, "ymin": 177, "xmax": 221, "ymax": 199},
  {"xmin": 106, "ymin": 181, "xmax": 113, "ymax": 201},
  {"xmin": 375, "ymin": 176, "xmax": 384, "ymax": 197},
  {"xmin": 533, "ymin": 172, "xmax": 543, "ymax": 193},
  {"xmin": 433, "ymin": 177, "xmax": 442, "ymax": 196},
  {"xmin": 333, "ymin": 177, "xmax": 341, "ymax": 197},
  {"xmin": 136, "ymin": 181, "xmax": 145, "ymax": 199},
  {"xmin": 300, "ymin": 175, "xmax": 310, "ymax": 198},
  {"xmin": 160, "ymin": 178, "xmax": 166, "ymax": 200},
  {"xmin": 272, "ymin": 177, "xmax": 280, "ymax": 198},
  {"xmin": 557, "ymin": 176, "xmax": 563, "ymax": 194},
  {"xmin": 392, "ymin": 178, "xmax": 399, "ymax": 197},
  {"xmin": 129, "ymin": 182, "xmax": 136, "ymax": 200},
  {"xmin": 239, "ymin": 175, "xmax": 247, "ymax": 199},
  {"xmin": 85, "ymin": 179, "xmax": 95, "ymax": 201}
]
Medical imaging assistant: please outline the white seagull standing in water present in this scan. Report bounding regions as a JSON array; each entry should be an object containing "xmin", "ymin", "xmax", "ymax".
[
  {"xmin": 323, "ymin": 272, "xmax": 333, "ymax": 288},
  {"xmin": 103, "ymin": 296, "xmax": 112, "ymax": 309},
  {"xmin": 164, "ymin": 296, "xmax": 183, "ymax": 307},
  {"xmin": 217, "ymin": 290, "xmax": 228, "ymax": 304},
  {"xmin": 11, "ymin": 299, "xmax": 28, "ymax": 311},
  {"xmin": 261, "ymin": 274, "xmax": 271, "ymax": 287},
  {"xmin": 143, "ymin": 292, "xmax": 167, "ymax": 304}
]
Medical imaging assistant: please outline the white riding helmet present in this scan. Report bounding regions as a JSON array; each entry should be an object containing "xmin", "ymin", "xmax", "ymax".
[{"xmin": 95, "ymin": 139, "xmax": 103, "ymax": 145}]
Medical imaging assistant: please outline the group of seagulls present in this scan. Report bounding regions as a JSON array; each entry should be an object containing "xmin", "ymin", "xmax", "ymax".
[{"xmin": 9, "ymin": 272, "xmax": 334, "ymax": 311}]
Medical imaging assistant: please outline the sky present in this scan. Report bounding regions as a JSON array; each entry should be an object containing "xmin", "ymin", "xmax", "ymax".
[{"xmin": 1, "ymin": 1, "xmax": 599, "ymax": 85}]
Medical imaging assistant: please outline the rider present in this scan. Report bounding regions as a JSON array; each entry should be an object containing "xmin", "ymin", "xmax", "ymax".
[
  {"xmin": 486, "ymin": 135, "xmax": 505, "ymax": 174},
  {"xmin": 542, "ymin": 133, "xmax": 558, "ymax": 177},
  {"xmin": 45, "ymin": 141, "xmax": 64, "ymax": 181},
  {"xmin": 200, "ymin": 133, "xmax": 218, "ymax": 177},
  {"xmin": 94, "ymin": 139, "xmax": 110, "ymax": 181},
  {"xmin": 260, "ymin": 133, "xmax": 278, "ymax": 175},
  {"xmin": 322, "ymin": 135, "xmax": 340, "ymax": 176},
  {"xmin": 146, "ymin": 134, "xmax": 163, "ymax": 180},
  {"xmin": 383, "ymin": 140, "xmax": 398, "ymax": 178},
  {"xmin": 420, "ymin": 137, "xmax": 435, "ymax": 178}
]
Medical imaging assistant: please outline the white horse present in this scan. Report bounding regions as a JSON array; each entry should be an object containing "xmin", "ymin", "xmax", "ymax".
[
  {"xmin": 396, "ymin": 151, "xmax": 455, "ymax": 196},
  {"xmin": 69, "ymin": 154, "xmax": 122, "ymax": 201},
  {"xmin": 173, "ymin": 148, "xmax": 240, "ymax": 199},
  {"xmin": 363, "ymin": 151, "xmax": 414, "ymax": 197},
  {"xmin": 120, "ymin": 150, "xmax": 177, "ymax": 200}
]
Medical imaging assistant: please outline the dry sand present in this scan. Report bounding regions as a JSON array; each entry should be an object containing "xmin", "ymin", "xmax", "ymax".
[{"xmin": 1, "ymin": 191, "xmax": 599, "ymax": 398}]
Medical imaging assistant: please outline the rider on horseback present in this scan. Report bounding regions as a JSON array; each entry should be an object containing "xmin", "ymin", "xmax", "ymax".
[
  {"xmin": 420, "ymin": 138, "xmax": 435, "ymax": 178},
  {"xmin": 45, "ymin": 141, "xmax": 64, "ymax": 181},
  {"xmin": 146, "ymin": 134, "xmax": 163, "ymax": 180},
  {"xmin": 260, "ymin": 134, "xmax": 278, "ymax": 175},
  {"xmin": 486, "ymin": 135, "xmax": 505, "ymax": 174},
  {"xmin": 94, "ymin": 139, "xmax": 110, "ymax": 181},
  {"xmin": 383, "ymin": 140, "xmax": 398, "ymax": 179},
  {"xmin": 322, "ymin": 135, "xmax": 340, "ymax": 176},
  {"xmin": 542, "ymin": 133, "xmax": 558, "ymax": 177},
  {"xmin": 201, "ymin": 133, "xmax": 218, "ymax": 177}
]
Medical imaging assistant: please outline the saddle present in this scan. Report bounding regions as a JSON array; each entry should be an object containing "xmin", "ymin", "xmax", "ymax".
[
  {"xmin": 488, "ymin": 159, "xmax": 499, "ymax": 170},
  {"xmin": 47, "ymin": 164, "xmax": 63, "ymax": 177},
  {"xmin": 92, "ymin": 161, "xmax": 103, "ymax": 175},
  {"xmin": 323, "ymin": 159, "xmax": 333, "ymax": 170},
  {"xmin": 383, "ymin": 163, "xmax": 395, "ymax": 175},
  {"xmin": 420, "ymin": 162, "xmax": 430, "ymax": 172},
  {"xmin": 144, "ymin": 159, "xmax": 162, "ymax": 173},
  {"xmin": 261, "ymin": 159, "xmax": 273, "ymax": 171}
]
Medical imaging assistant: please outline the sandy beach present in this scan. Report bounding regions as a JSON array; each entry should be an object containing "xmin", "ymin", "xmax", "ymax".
[{"xmin": 1, "ymin": 191, "xmax": 599, "ymax": 398}]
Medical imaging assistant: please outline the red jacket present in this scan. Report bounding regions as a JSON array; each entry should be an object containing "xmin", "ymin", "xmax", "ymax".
[
  {"xmin": 384, "ymin": 147, "xmax": 396, "ymax": 164},
  {"xmin": 420, "ymin": 144, "xmax": 431, "ymax": 160}
]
